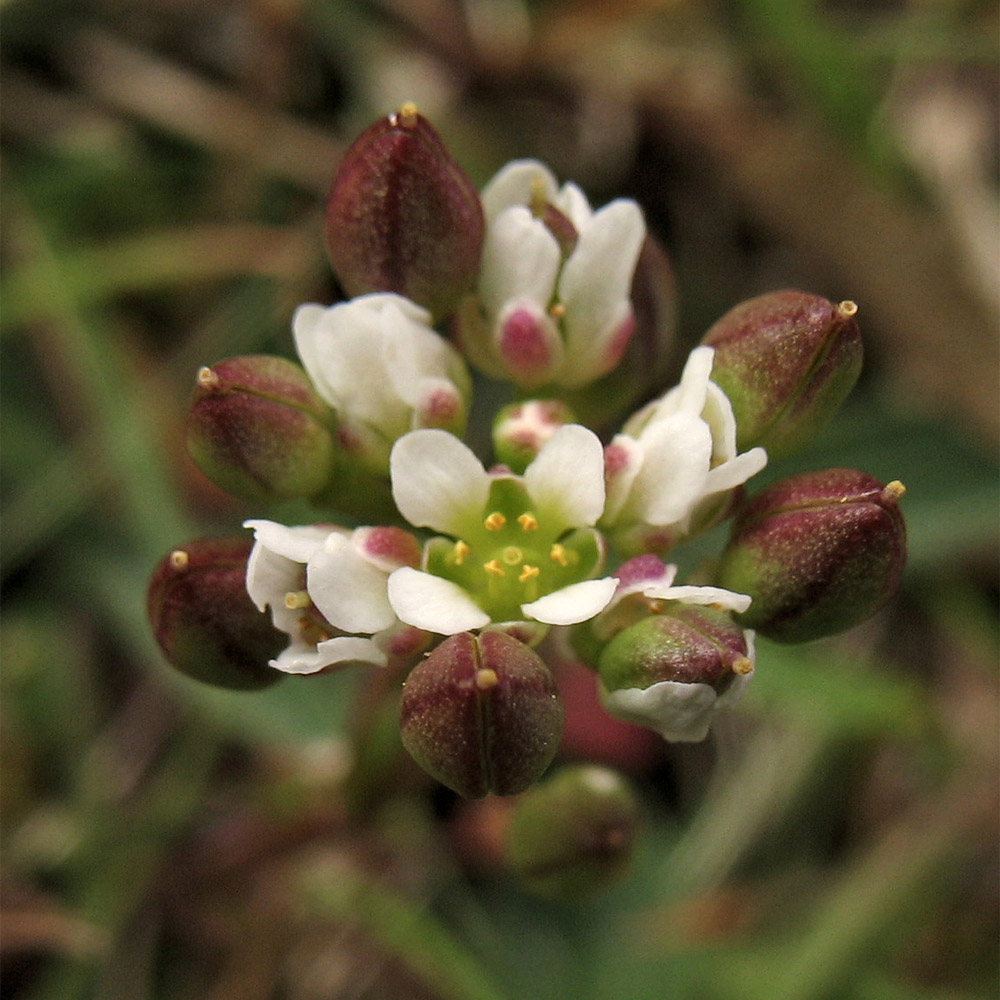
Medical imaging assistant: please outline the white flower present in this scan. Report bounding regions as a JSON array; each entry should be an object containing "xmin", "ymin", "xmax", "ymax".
[
  {"xmin": 293, "ymin": 292, "xmax": 470, "ymax": 469},
  {"xmin": 244, "ymin": 519, "xmax": 425, "ymax": 674},
  {"xmin": 602, "ymin": 345, "xmax": 768, "ymax": 555},
  {"xmin": 455, "ymin": 160, "xmax": 646, "ymax": 390},
  {"xmin": 386, "ymin": 424, "xmax": 619, "ymax": 635},
  {"xmin": 593, "ymin": 554, "xmax": 756, "ymax": 742}
]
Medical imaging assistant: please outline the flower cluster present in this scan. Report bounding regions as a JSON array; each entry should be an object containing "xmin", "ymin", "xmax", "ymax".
[{"xmin": 151, "ymin": 104, "xmax": 907, "ymax": 805}]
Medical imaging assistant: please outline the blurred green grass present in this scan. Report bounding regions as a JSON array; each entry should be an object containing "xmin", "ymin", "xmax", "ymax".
[{"xmin": 2, "ymin": 1, "xmax": 997, "ymax": 998}]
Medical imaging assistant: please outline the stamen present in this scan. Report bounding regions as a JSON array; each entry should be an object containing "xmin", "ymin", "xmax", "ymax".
[
  {"xmin": 394, "ymin": 102, "xmax": 419, "ymax": 127},
  {"xmin": 169, "ymin": 549, "xmax": 189, "ymax": 571},
  {"xmin": 517, "ymin": 512, "xmax": 539, "ymax": 532},
  {"xmin": 502, "ymin": 546, "xmax": 523, "ymax": 566},
  {"xmin": 196, "ymin": 366, "xmax": 221, "ymax": 390},
  {"xmin": 882, "ymin": 480, "xmax": 906, "ymax": 501},
  {"xmin": 483, "ymin": 559, "xmax": 506, "ymax": 577},
  {"xmin": 732, "ymin": 657, "xmax": 755, "ymax": 676},
  {"xmin": 453, "ymin": 539, "xmax": 470, "ymax": 565},
  {"xmin": 519, "ymin": 564, "xmax": 540, "ymax": 583},
  {"xmin": 549, "ymin": 303, "xmax": 566, "ymax": 320},
  {"xmin": 484, "ymin": 512, "xmax": 506, "ymax": 532},
  {"xmin": 549, "ymin": 543, "xmax": 569, "ymax": 566},
  {"xmin": 476, "ymin": 668, "xmax": 499, "ymax": 690},
  {"xmin": 284, "ymin": 590, "xmax": 311, "ymax": 610}
]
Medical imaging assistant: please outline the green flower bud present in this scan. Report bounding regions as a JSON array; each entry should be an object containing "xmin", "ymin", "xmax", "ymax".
[
  {"xmin": 187, "ymin": 355, "xmax": 338, "ymax": 503},
  {"xmin": 492, "ymin": 399, "xmax": 576, "ymax": 474},
  {"xmin": 325, "ymin": 103, "xmax": 484, "ymax": 321},
  {"xmin": 148, "ymin": 537, "xmax": 284, "ymax": 690},
  {"xmin": 399, "ymin": 631, "xmax": 564, "ymax": 799},
  {"xmin": 597, "ymin": 605, "xmax": 755, "ymax": 742},
  {"xmin": 717, "ymin": 469, "xmax": 907, "ymax": 643},
  {"xmin": 506, "ymin": 764, "xmax": 639, "ymax": 900},
  {"xmin": 701, "ymin": 290, "xmax": 862, "ymax": 458}
]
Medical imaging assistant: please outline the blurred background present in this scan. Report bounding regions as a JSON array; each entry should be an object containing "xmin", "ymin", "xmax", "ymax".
[{"xmin": 1, "ymin": 1, "xmax": 997, "ymax": 998}]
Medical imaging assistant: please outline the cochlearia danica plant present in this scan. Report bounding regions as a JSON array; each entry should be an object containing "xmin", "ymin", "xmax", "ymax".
[{"xmin": 148, "ymin": 103, "xmax": 907, "ymax": 891}]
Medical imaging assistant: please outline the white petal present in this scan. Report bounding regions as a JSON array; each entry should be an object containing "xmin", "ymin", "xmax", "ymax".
[
  {"xmin": 600, "ymin": 679, "xmax": 719, "ymax": 742},
  {"xmin": 601, "ymin": 435, "xmax": 645, "ymax": 526},
  {"xmin": 314, "ymin": 635, "xmax": 388, "ymax": 669},
  {"xmin": 524, "ymin": 424, "xmax": 606, "ymax": 529},
  {"xmin": 522, "ymin": 577, "xmax": 618, "ymax": 625},
  {"xmin": 479, "ymin": 207, "xmax": 561, "ymax": 318},
  {"xmin": 648, "ymin": 346, "xmax": 714, "ymax": 423},
  {"xmin": 628, "ymin": 414, "xmax": 712, "ymax": 525},
  {"xmin": 647, "ymin": 584, "xmax": 752, "ymax": 614},
  {"xmin": 386, "ymin": 567, "xmax": 490, "ymax": 634},
  {"xmin": 269, "ymin": 641, "xmax": 333, "ymax": 675},
  {"xmin": 390, "ymin": 429, "xmax": 490, "ymax": 537},
  {"xmin": 289, "ymin": 304, "xmax": 329, "ymax": 400},
  {"xmin": 243, "ymin": 520, "xmax": 330, "ymax": 563},
  {"xmin": 553, "ymin": 182, "xmax": 593, "ymax": 230},
  {"xmin": 703, "ymin": 382, "xmax": 739, "ymax": 462},
  {"xmin": 703, "ymin": 447, "xmax": 769, "ymax": 497},
  {"xmin": 480, "ymin": 160, "xmax": 558, "ymax": 221},
  {"xmin": 307, "ymin": 537, "xmax": 396, "ymax": 634}
]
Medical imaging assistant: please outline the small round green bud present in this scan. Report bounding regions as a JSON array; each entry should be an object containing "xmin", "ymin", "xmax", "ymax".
[
  {"xmin": 187, "ymin": 355, "xmax": 338, "ymax": 503},
  {"xmin": 702, "ymin": 290, "xmax": 862, "ymax": 458},
  {"xmin": 506, "ymin": 764, "xmax": 639, "ymax": 900},
  {"xmin": 597, "ymin": 605, "xmax": 754, "ymax": 742},
  {"xmin": 492, "ymin": 399, "xmax": 576, "ymax": 474},
  {"xmin": 399, "ymin": 631, "xmax": 564, "ymax": 799},
  {"xmin": 147, "ymin": 537, "xmax": 284, "ymax": 690},
  {"xmin": 325, "ymin": 103, "xmax": 484, "ymax": 322},
  {"xmin": 717, "ymin": 469, "xmax": 907, "ymax": 643}
]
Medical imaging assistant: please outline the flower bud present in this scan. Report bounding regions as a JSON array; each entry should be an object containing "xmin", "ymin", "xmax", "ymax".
[
  {"xmin": 701, "ymin": 291, "xmax": 862, "ymax": 459},
  {"xmin": 597, "ymin": 604, "xmax": 755, "ymax": 742},
  {"xmin": 187, "ymin": 355, "xmax": 338, "ymax": 503},
  {"xmin": 492, "ymin": 399, "xmax": 576, "ymax": 474},
  {"xmin": 148, "ymin": 537, "xmax": 285, "ymax": 689},
  {"xmin": 399, "ymin": 631, "xmax": 564, "ymax": 798},
  {"xmin": 325, "ymin": 103, "xmax": 484, "ymax": 321},
  {"xmin": 717, "ymin": 469, "xmax": 907, "ymax": 643},
  {"xmin": 506, "ymin": 764, "xmax": 639, "ymax": 900}
]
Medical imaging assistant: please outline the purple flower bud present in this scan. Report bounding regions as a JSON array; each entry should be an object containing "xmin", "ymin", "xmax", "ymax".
[
  {"xmin": 148, "ymin": 537, "xmax": 284, "ymax": 689},
  {"xmin": 717, "ymin": 469, "xmax": 907, "ymax": 643},
  {"xmin": 701, "ymin": 290, "xmax": 863, "ymax": 458},
  {"xmin": 492, "ymin": 399, "xmax": 576, "ymax": 474},
  {"xmin": 596, "ymin": 604, "xmax": 755, "ymax": 742},
  {"xmin": 325, "ymin": 103, "xmax": 484, "ymax": 321},
  {"xmin": 399, "ymin": 631, "xmax": 564, "ymax": 798},
  {"xmin": 506, "ymin": 764, "xmax": 639, "ymax": 899},
  {"xmin": 187, "ymin": 355, "xmax": 338, "ymax": 503}
]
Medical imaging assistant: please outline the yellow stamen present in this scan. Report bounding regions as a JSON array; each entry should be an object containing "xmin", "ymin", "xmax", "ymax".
[
  {"xmin": 837, "ymin": 300, "xmax": 858, "ymax": 318},
  {"xmin": 502, "ymin": 546, "xmax": 523, "ymax": 566},
  {"xmin": 169, "ymin": 549, "xmax": 189, "ymax": 571},
  {"xmin": 284, "ymin": 590, "xmax": 312, "ymax": 610},
  {"xmin": 517, "ymin": 512, "xmax": 539, "ymax": 532},
  {"xmin": 476, "ymin": 668, "xmax": 499, "ymax": 690},
  {"xmin": 484, "ymin": 512, "xmax": 506, "ymax": 532},
  {"xmin": 196, "ymin": 366, "xmax": 221, "ymax": 390},
  {"xmin": 882, "ymin": 480, "xmax": 906, "ymax": 501},
  {"xmin": 549, "ymin": 543, "xmax": 569, "ymax": 567},
  {"xmin": 453, "ymin": 539, "xmax": 470, "ymax": 565},
  {"xmin": 519, "ymin": 564, "xmax": 540, "ymax": 583},
  {"xmin": 395, "ymin": 102, "xmax": 419, "ymax": 127},
  {"xmin": 732, "ymin": 657, "xmax": 754, "ymax": 676},
  {"xmin": 549, "ymin": 303, "xmax": 566, "ymax": 320},
  {"xmin": 483, "ymin": 559, "xmax": 506, "ymax": 577}
]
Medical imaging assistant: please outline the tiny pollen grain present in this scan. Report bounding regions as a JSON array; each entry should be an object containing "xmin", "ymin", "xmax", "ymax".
[
  {"xmin": 476, "ymin": 668, "xmax": 499, "ymax": 690},
  {"xmin": 169, "ymin": 549, "xmax": 189, "ymax": 570},
  {"xmin": 197, "ymin": 366, "xmax": 221, "ymax": 390}
]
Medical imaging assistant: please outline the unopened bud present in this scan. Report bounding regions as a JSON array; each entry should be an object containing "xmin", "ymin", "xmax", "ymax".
[
  {"xmin": 325, "ymin": 103, "xmax": 484, "ymax": 321},
  {"xmin": 506, "ymin": 764, "xmax": 639, "ymax": 900},
  {"xmin": 148, "ymin": 537, "xmax": 284, "ymax": 689},
  {"xmin": 717, "ymin": 469, "xmax": 907, "ymax": 643},
  {"xmin": 597, "ymin": 604, "xmax": 755, "ymax": 742},
  {"xmin": 702, "ymin": 291, "xmax": 862, "ymax": 458},
  {"xmin": 187, "ymin": 356, "xmax": 338, "ymax": 503},
  {"xmin": 492, "ymin": 399, "xmax": 576, "ymax": 474},
  {"xmin": 400, "ymin": 631, "xmax": 564, "ymax": 798}
]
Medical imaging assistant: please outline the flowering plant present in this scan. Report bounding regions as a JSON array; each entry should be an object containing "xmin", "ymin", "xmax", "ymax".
[{"xmin": 150, "ymin": 104, "xmax": 906, "ymax": 823}]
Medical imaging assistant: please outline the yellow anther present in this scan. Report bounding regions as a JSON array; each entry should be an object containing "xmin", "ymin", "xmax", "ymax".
[
  {"xmin": 169, "ymin": 549, "xmax": 189, "ymax": 571},
  {"xmin": 732, "ymin": 657, "xmax": 755, "ymax": 676},
  {"xmin": 883, "ymin": 480, "xmax": 906, "ymax": 501},
  {"xmin": 483, "ymin": 559, "xmax": 506, "ymax": 577},
  {"xmin": 284, "ymin": 590, "xmax": 311, "ymax": 610},
  {"xmin": 395, "ymin": 102, "xmax": 419, "ymax": 127},
  {"xmin": 837, "ymin": 300, "xmax": 858, "ymax": 318},
  {"xmin": 549, "ymin": 303, "xmax": 566, "ymax": 319},
  {"xmin": 502, "ymin": 546, "xmax": 523, "ymax": 566},
  {"xmin": 196, "ymin": 366, "xmax": 221, "ymax": 390},
  {"xmin": 519, "ymin": 564, "xmax": 540, "ymax": 583},
  {"xmin": 484, "ymin": 512, "xmax": 506, "ymax": 532},
  {"xmin": 453, "ymin": 539, "xmax": 471, "ymax": 565},
  {"xmin": 476, "ymin": 668, "xmax": 499, "ymax": 690},
  {"xmin": 549, "ymin": 543, "xmax": 569, "ymax": 567},
  {"xmin": 517, "ymin": 512, "xmax": 539, "ymax": 532}
]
